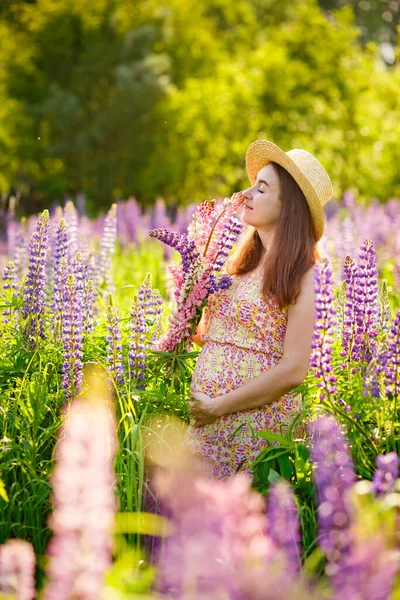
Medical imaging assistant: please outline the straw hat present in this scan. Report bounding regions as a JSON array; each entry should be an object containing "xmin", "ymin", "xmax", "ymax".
[{"xmin": 245, "ymin": 139, "xmax": 333, "ymax": 241}]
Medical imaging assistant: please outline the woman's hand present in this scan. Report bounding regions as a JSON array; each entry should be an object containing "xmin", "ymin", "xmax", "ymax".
[
  {"xmin": 189, "ymin": 392, "xmax": 221, "ymax": 427},
  {"xmin": 168, "ymin": 310, "xmax": 205, "ymax": 347}
]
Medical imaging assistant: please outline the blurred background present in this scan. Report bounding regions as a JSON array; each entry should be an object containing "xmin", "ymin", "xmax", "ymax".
[{"xmin": 0, "ymin": 0, "xmax": 399, "ymax": 217}]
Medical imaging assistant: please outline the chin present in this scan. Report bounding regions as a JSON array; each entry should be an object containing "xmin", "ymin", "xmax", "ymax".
[{"xmin": 241, "ymin": 209, "xmax": 251, "ymax": 226}]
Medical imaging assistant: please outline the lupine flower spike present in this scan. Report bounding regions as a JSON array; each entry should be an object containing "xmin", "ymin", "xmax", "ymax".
[
  {"xmin": 372, "ymin": 452, "xmax": 399, "ymax": 496},
  {"xmin": 22, "ymin": 209, "xmax": 50, "ymax": 347},
  {"xmin": 352, "ymin": 240, "xmax": 379, "ymax": 364},
  {"xmin": 308, "ymin": 416, "xmax": 356, "ymax": 580},
  {"xmin": 267, "ymin": 480, "xmax": 301, "ymax": 574},
  {"xmin": 0, "ymin": 539, "xmax": 36, "ymax": 600},
  {"xmin": 98, "ymin": 203, "xmax": 117, "ymax": 292},
  {"xmin": 383, "ymin": 311, "xmax": 400, "ymax": 402},
  {"xmin": 63, "ymin": 200, "xmax": 79, "ymax": 259},
  {"xmin": 43, "ymin": 395, "xmax": 117, "ymax": 600},
  {"xmin": 2, "ymin": 261, "xmax": 19, "ymax": 327},
  {"xmin": 129, "ymin": 295, "xmax": 147, "ymax": 389},
  {"xmin": 52, "ymin": 218, "xmax": 70, "ymax": 326},
  {"xmin": 105, "ymin": 295, "xmax": 125, "ymax": 386},
  {"xmin": 12, "ymin": 216, "xmax": 28, "ymax": 282},
  {"xmin": 83, "ymin": 279, "xmax": 96, "ymax": 336},
  {"xmin": 61, "ymin": 275, "xmax": 84, "ymax": 400},
  {"xmin": 340, "ymin": 255, "xmax": 357, "ymax": 362},
  {"xmin": 310, "ymin": 259, "xmax": 338, "ymax": 401}
]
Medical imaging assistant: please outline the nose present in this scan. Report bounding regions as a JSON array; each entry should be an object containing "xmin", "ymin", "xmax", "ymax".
[{"xmin": 241, "ymin": 186, "xmax": 253, "ymax": 199}]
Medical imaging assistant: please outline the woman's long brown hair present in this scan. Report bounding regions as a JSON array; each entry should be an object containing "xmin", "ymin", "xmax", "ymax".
[{"xmin": 227, "ymin": 162, "xmax": 320, "ymax": 309}]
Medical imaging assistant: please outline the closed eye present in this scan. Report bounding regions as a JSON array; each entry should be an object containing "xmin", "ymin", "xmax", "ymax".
[{"xmin": 257, "ymin": 188, "xmax": 264, "ymax": 193}]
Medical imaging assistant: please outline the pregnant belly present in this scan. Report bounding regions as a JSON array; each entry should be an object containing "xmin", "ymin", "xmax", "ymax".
[{"xmin": 191, "ymin": 340, "xmax": 276, "ymax": 398}]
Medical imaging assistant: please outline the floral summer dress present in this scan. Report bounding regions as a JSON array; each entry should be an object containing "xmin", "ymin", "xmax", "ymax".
[{"xmin": 183, "ymin": 268, "xmax": 302, "ymax": 480}]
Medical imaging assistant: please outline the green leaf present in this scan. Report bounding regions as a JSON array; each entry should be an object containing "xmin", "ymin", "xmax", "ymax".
[
  {"xmin": 277, "ymin": 454, "xmax": 294, "ymax": 480},
  {"xmin": 256, "ymin": 430, "xmax": 293, "ymax": 448},
  {"xmin": 0, "ymin": 479, "xmax": 8, "ymax": 502},
  {"xmin": 267, "ymin": 468, "xmax": 281, "ymax": 484},
  {"xmin": 297, "ymin": 444, "xmax": 310, "ymax": 462},
  {"xmin": 114, "ymin": 512, "xmax": 171, "ymax": 537}
]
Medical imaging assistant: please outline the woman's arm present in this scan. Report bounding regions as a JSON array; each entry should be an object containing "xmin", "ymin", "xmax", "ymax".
[
  {"xmin": 191, "ymin": 323, "xmax": 205, "ymax": 348},
  {"xmin": 214, "ymin": 266, "xmax": 316, "ymax": 416}
]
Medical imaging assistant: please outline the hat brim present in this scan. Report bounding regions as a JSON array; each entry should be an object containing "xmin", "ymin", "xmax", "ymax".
[{"xmin": 245, "ymin": 140, "xmax": 328, "ymax": 241}]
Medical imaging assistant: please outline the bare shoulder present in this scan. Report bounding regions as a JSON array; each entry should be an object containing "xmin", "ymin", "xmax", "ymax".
[{"xmin": 288, "ymin": 265, "xmax": 316, "ymax": 315}]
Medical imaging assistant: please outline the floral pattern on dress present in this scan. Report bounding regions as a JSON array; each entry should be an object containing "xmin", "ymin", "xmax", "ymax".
[{"xmin": 183, "ymin": 268, "xmax": 302, "ymax": 480}]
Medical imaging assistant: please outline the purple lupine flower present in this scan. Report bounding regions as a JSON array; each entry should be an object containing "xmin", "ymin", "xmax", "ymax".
[
  {"xmin": 98, "ymin": 203, "xmax": 117, "ymax": 292},
  {"xmin": 208, "ymin": 273, "xmax": 232, "ymax": 294},
  {"xmin": 0, "ymin": 539, "xmax": 36, "ymax": 600},
  {"xmin": 52, "ymin": 218, "xmax": 70, "ymax": 322},
  {"xmin": 83, "ymin": 279, "xmax": 96, "ymax": 336},
  {"xmin": 212, "ymin": 216, "xmax": 243, "ymax": 272},
  {"xmin": 61, "ymin": 274, "xmax": 84, "ymax": 400},
  {"xmin": 22, "ymin": 209, "xmax": 50, "ymax": 346},
  {"xmin": 308, "ymin": 416, "xmax": 356, "ymax": 569},
  {"xmin": 12, "ymin": 216, "xmax": 28, "ymax": 282},
  {"xmin": 128, "ymin": 295, "xmax": 147, "ymax": 390},
  {"xmin": 105, "ymin": 295, "xmax": 125, "ymax": 386},
  {"xmin": 149, "ymin": 197, "xmax": 172, "ymax": 231},
  {"xmin": 372, "ymin": 452, "xmax": 399, "ymax": 496},
  {"xmin": 379, "ymin": 280, "xmax": 391, "ymax": 334},
  {"xmin": 310, "ymin": 259, "xmax": 338, "ymax": 400},
  {"xmin": 332, "ymin": 536, "xmax": 399, "ymax": 600},
  {"xmin": 352, "ymin": 240, "xmax": 379, "ymax": 363},
  {"xmin": 267, "ymin": 480, "xmax": 301, "ymax": 573},
  {"xmin": 117, "ymin": 198, "xmax": 141, "ymax": 244},
  {"xmin": 383, "ymin": 311, "xmax": 400, "ymax": 400},
  {"xmin": 72, "ymin": 251, "xmax": 86, "ymax": 300},
  {"xmin": 52, "ymin": 256, "xmax": 68, "ymax": 338},
  {"xmin": 6, "ymin": 217, "xmax": 20, "ymax": 258},
  {"xmin": 363, "ymin": 358, "xmax": 381, "ymax": 398},
  {"xmin": 149, "ymin": 229, "xmax": 200, "ymax": 274},
  {"xmin": 139, "ymin": 273, "xmax": 157, "ymax": 320},
  {"xmin": 149, "ymin": 289, "xmax": 165, "ymax": 344},
  {"xmin": 72, "ymin": 251, "xmax": 96, "ymax": 338},
  {"xmin": 43, "ymin": 396, "xmax": 117, "ymax": 600},
  {"xmin": 63, "ymin": 200, "xmax": 79, "ymax": 259},
  {"xmin": 2, "ymin": 261, "xmax": 19, "ymax": 325},
  {"xmin": 340, "ymin": 255, "xmax": 358, "ymax": 361}
]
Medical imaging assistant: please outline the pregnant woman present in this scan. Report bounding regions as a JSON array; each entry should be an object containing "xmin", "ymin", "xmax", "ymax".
[{"xmin": 171, "ymin": 139, "xmax": 333, "ymax": 480}]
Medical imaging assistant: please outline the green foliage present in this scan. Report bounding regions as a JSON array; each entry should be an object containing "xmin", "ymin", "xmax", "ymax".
[
  {"xmin": 251, "ymin": 414, "xmax": 318, "ymax": 558},
  {"xmin": 0, "ymin": 240, "xmax": 195, "ymax": 561},
  {"xmin": 0, "ymin": 0, "xmax": 399, "ymax": 212}
]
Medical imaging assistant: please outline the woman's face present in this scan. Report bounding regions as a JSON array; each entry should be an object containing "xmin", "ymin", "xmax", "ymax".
[{"xmin": 241, "ymin": 163, "xmax": 281, "ymax": 231}]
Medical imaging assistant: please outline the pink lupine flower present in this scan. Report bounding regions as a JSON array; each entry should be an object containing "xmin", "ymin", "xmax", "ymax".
[
  {"xmin": 0, "ymin": 539, "xmax": 36, "ymax": 600},
  {"xmin": 150, "ymin": 191, "xmax": 246, "ymax": 354},
  {"xmin": 43, "ymin": 396, "xmax": 117, "ymax": 600}
]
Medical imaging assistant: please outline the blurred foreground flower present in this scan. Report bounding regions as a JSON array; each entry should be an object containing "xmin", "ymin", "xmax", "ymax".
[
  {"xmin": 267, "ymin": 480, "xmax": 302, "ymax": 573},
  {"xmin": 309, "ymin": 415, "xmax": 400, "ymax": 599},
  {"xmin": 372, "ymin": 452, "xmax": 399, "ymax": 496},
  {"xmin": 0, "ymin": 539, "xmax": 36, "ymax": 600},
  {"xmin": 43, "ymin": 374, "xmax": 117, "ymax": 600},
  {"xmin": 309, "ymin": 416, "xmax": 355, "ymax": 568}
]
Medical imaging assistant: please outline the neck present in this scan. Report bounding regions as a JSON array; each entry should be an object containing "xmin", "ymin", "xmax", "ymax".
[{"xmin": 256, "ymin": 228, "xmax": 276, "ymax": 254}]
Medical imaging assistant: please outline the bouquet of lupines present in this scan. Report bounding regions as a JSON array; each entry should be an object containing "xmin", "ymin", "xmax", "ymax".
[{"xmin": 149, "ymin": 192, "xmax": 246, "ymax": 354}]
